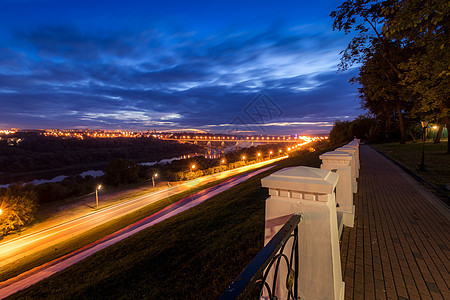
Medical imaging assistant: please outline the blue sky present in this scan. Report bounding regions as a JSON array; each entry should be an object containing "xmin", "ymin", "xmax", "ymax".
[{"xmin": 0, "ymin": 0, "xmax": 362, "ymax": 135}]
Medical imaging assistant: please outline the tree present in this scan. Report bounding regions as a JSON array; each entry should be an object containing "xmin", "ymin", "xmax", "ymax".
[
  {"xmin": 383, "ymin": 0, "xmax": 449, "ymax": 152},
  {"xmin": 329, "ymin": 120, "xmax": 353, "ymax": 145},
  {"xmin": 103, "ymin": 159, "xmax": 141, "ymax": 186},
  {"xmin": 330, "ymin": 0, "xmax": 400, "ymax": 74},
  {"xmin": 330, "ymin": 0, "xmax": 410, "ymax": 143},
  {"xmin": 0, "ymin": 186, "xmax": 38, "ymax": 237},
  {"xmin": 353, "ymin": 39, "xmax": 414, "ymax": 142}
]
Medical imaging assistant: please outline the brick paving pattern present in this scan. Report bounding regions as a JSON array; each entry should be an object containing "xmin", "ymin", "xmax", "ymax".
[{"xmin": 340, "ymin": 145, "xmax": 450, "ymax": 300}]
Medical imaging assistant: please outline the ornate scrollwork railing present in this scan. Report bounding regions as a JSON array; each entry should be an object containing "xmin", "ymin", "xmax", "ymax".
[{"xmin": 220, "ymin": 214, "xmax": 302, "ymax": 300}]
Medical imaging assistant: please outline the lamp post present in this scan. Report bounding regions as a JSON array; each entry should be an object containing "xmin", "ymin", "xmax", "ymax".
[
  {"xmin": 418, "ymin": 121, "xmax": 428, "ymax": 171},
  {"xmin": 269, "ymin": 150, "xmax": 273, "ymax": 159},
  {"xmin": 95, "ymin": 185, "xmax": 102, "ymax": 208},
  {"xmin": 152, "ymin": 173, "xmax": 158, "ymax": 188}
]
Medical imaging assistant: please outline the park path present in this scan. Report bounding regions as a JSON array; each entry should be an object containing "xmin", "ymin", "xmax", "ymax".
[{"xmin": 340, "ymin": 145, "xmax": 450, "ymax": 300}]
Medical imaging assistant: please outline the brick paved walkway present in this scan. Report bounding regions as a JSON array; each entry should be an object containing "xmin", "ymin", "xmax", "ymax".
[{"xmin": 340, "ymin": 145, "xmax": 450, "ymax": 300}]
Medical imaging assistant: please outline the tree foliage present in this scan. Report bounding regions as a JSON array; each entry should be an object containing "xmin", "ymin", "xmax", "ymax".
[
  {"xmin": 332, "ymin": 0, "xmax": 449, "ymax": 150},
  {"xmin": 103, "ymin": 159, "xmax": 141, "ymax": 187},
  {"xmin": 0, "ymin": 186, "xmax": 38, "ymax": 237},
  {"xmin": 329, "ymin": 115, "xmax": 380, "ymax": 145},
  {"xmin": 384, "ymin": 0, "xmax": 449, "ymax": 151}
]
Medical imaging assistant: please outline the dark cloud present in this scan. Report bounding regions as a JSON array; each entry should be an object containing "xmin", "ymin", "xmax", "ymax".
[{"xmin": 0, "ymin": 20, "xmax": 361, "ymax": 133}]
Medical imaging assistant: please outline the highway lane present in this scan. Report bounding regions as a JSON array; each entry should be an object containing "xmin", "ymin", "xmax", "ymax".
[
  {"xmin": 0, "ymin": 165, "xmax": 275, "ymax": 298},
  {"xmin": 0, "ymin": 156, "xmax": 286, "ymax": 268}
]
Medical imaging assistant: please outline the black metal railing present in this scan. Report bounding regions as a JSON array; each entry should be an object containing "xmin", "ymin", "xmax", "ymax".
[{"xmin": 220, "ymin": 213, "xmax": 302, "ymax": 300}]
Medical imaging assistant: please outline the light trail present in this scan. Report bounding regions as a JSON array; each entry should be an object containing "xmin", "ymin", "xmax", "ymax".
[
  {"xmin": 0, "ymin": 166, "xmax": 274, "ymax": 298},
  {"xmin": 0, "ymin": 156, "xmax": 287, "ymax": 268}
]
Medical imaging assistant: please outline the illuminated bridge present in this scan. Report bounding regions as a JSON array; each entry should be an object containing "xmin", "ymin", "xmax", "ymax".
[{"xmin": 157, "ymin": 134, "xmax": 324, "ymax": 144}]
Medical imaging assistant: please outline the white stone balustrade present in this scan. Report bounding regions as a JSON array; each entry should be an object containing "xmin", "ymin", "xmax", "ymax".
[
  {"xmin": 320, "ymin": 151, "xmax": 355, "ymax": 229},
  {"xmin": 335, "ymin": 147, "xmax": 359, "ymax": 192},
  {"xmin": 346, "ymin": 141, "xmax": 360, "ymax": 170},
  {"xmin": 261, "ymin": 166, "xmax": 345, "ymax": 300}
]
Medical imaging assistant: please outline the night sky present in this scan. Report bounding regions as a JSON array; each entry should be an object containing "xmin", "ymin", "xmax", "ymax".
[{"xmin": 0, "ymin": 0, "xmax": 362, "ymax": 135}]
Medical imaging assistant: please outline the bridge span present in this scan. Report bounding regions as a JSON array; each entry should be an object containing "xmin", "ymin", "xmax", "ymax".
[{"xmin": 158, "ymin": 135, "xmax": 322, "ymax": 144}]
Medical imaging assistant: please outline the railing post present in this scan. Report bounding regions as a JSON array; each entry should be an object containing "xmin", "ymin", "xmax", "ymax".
[
  {"xmin": 320, "ymin": 151, "xmax": 355, "ymax": 229},
  {"xmin": 334, "ymin": 147, "xmax": 358, "ymax": 193},
  {"xmin": 261, "ymin": 166, "xmax": 345, "ymax": 300},
  {"xmin": 344, "ymin": 140, "xmax": 360, "ymax": 171}
]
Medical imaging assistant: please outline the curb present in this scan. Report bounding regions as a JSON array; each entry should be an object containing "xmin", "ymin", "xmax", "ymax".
[{"xmin": 370, "ymin": 145, "xmax": 450, "ymax": 206}]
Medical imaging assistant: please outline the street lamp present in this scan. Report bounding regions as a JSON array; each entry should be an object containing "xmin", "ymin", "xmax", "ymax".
[
  {"xmin": 95, "ymin": 185, "xmax": 102, "ymax": 208},
  {"xmin": 269, "ymin": 150, "xmax": 273, "ymax": 159},
  {"xmin": 0, "ymin": 208, "xmax": 3, "ymax": 215},
  {"xmin": 418, "ymin": 121, "xmax": 428, "ymax": 171},
  {"xmin": 152, "ymin": 173, "xmax": 158, "ymax": 188}
]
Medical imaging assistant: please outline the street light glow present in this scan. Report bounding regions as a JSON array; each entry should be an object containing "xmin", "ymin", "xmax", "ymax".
[
  {"xmin": 257, "ymin": 153, "xmax": 261, "ymax": 157},
  {"xmin": 191, "ymin": 164, "xmax": 196, "ymax": 169},
  {"xmin": 242, "ymin": 155, "xmax": 246, "ymax": 160},
  {"xmin": 97, "ymin": 185, "xmax": 102, "ymax": 190}
]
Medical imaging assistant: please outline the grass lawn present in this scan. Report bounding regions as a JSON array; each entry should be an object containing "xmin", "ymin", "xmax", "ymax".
[
  {"xmin": 8, "ymin": 143, "xmax": 331, "ymax": 299},
  {"xmin": 371, "ymin": 140, "xmax": 449, "ymax": 195}
]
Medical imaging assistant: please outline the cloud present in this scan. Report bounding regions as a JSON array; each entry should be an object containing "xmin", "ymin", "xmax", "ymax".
[{"xmin": 0, "ymin": 21, "xmax": 361, "ymax": 133}]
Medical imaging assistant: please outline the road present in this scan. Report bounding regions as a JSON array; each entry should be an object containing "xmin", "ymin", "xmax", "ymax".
[
  {"xmin": 0, "ymin": 156, "xmax": 286, "ymax": 269},
  {"xmin": 0, "ymin": 165, "xmax": 276, "ymax": 298}
]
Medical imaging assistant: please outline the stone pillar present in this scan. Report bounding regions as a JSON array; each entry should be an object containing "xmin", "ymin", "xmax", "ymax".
[
  {"xmin": 320, "ymin": 151, "xmax": 355, "ymax": 228},
  {"xmin": 336, "ymin": 146, "xmax": 359, "ymax": 178},
  {"xmin": 345, "ymin": 141, "xmax": 360, "ymax": 170},
  {"xmin": 334, "ymin": 149, "xmax": 358, "ymax": 193},
  {"xmin": 261, "ymin": 166, "xmax": 345, "ymax": 300}
]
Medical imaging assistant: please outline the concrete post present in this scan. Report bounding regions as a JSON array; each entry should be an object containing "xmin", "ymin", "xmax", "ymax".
[
  {"xmin": 334, "ymin": 149, "xmax": 358, "ymax": 193},
  {"xmin": 320, "ymin": 151, "xmax": 355, "ymax": 229},
  {"xmin": 336, "ymin": 146, "xmax": 359, "ymax": 178},
  {"xmin": 261, "ymin": 166, "xmax": 345, "ymax": 300},
  {"xmin": 345, "ymin": 141, "xmax": 360, "ymax": 170}
]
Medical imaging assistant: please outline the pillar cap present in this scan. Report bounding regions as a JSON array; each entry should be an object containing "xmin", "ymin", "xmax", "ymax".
[
  {"xmin": 261, "ymin": 166, "xmax": 338, "ymax": 194},
  {"xmin": 320, "ymin": 151, "xmax": 353, "ymax": 161},
  {"xmin": 336, "ymin": 147, "xmax": 356, "ymax": 153}
]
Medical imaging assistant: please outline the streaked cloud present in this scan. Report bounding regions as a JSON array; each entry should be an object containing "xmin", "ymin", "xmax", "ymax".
[{"xmin": 0, "ymin": 0, "xmax": 362, "ymax": 134}]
